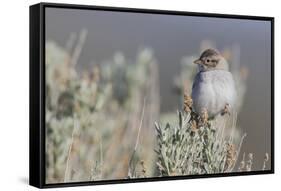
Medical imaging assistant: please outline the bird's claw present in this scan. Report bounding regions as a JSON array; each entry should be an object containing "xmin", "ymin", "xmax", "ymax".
[{"xmin": 221, "ymin": 103, "xmax": 230, "ymax": 116}]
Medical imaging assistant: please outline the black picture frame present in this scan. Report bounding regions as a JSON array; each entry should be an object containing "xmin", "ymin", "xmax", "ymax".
[{"xmin": 29, "ymin": 2, "xmax": 274, "ymax": 189}]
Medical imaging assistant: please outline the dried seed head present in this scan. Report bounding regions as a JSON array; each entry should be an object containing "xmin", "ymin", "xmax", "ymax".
[
  {"xmin": 191, "ymin": 120, "xmax": 198, "ymax": 132},
  {"xmin": 262, "ymin": 153, "xmax": 269, "ymax": 170},
  {"xmin": 238, "ymin": 161, "xmax": 245, "ymax": 172},
  {"xmin": 238, "ymin": 153, "xmax": 246, "ymax": 172},
  {"xmin": 200, "ymin": 108, "xmax": 208, "ymax": 125},
  {"xmin": 224, "ymin": 143, "xmax": 236, "ymax": 171},
  {"xmin": 183, "ymin": 94, "xmax": 193, "ymax": 112},
  {"xmin": 140, "ymin": 160, "xmax": 146, "ymax": 176},
  {"xmin": 248, "ymin": 153, "xmax": 253, "ymax": 160},
  {"xmin": 246, "ymin": 153, "xmax": 254, "ymax": 171},
  {"xmin": 264, "ymin": 153, "xmax": 269, "ymax": 161}
]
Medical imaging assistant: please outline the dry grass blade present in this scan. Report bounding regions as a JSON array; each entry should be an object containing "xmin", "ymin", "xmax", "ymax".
[
  {"xmin": 128, "ymin": 97, "xmax": 146, "ymax": 178},
  {"xmin": 64, "ymin": 118, "xmax": 79, "ymax": 182},
  {"xmin": 71, "ymin": 29, "xmax": 88, "ymax": 66}
]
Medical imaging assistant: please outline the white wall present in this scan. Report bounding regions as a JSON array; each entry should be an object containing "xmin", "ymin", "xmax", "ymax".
[{"xmin": 0, "ymin": 0, "xmax": 278, "ymax": 190}]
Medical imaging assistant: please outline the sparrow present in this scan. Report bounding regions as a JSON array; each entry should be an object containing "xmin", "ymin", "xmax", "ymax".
[{"xmin": 191, "ymin": 49, "xmax": 236, "ymax": 118}]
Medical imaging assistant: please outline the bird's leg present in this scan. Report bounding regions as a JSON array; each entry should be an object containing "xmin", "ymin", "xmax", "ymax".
[{"xmin": 221, "ymin": 103, "xmax": 230, "ymax": 116}]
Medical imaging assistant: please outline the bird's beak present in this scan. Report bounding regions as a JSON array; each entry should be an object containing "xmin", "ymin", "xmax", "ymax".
[{"xmin": 193, "ymin": 59, "xmax": 202, "ymax": 65}]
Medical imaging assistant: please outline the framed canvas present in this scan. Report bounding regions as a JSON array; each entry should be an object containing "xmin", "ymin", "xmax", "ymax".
[{"xmin": 29, "ymin": 2, "xmax": 274, "ymax": 188}]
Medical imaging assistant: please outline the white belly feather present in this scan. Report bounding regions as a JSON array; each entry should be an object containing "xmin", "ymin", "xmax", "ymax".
[{"xmin": 191, "ymin": 70, "xmax": 236, "ymax": 117}]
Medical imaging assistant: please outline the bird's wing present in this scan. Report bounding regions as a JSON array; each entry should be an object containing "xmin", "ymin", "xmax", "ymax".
[{"xmin": 192, "ymin": 72, "xmax": 202, "ymax": 90}]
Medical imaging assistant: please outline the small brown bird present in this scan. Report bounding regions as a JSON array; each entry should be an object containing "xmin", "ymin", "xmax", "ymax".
[{"xmin": 191, "ymin": 49, "xmax": 236, "ymax": 118}]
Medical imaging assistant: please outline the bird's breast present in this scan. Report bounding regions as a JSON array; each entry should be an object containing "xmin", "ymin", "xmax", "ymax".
[{"xmin": 191, "ymin": 70, "xmax": 236, "ymax": 117}]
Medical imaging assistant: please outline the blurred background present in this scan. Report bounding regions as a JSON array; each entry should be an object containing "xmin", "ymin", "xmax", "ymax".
[{"xmin": 45, "ymin": 7, "xmax": 272, "ymax": 183}]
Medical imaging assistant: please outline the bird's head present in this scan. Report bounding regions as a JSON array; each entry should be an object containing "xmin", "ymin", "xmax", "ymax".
[{"xmin": 194, "ymin": 49, "xmax": 229, "ymax": 72}]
